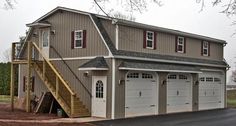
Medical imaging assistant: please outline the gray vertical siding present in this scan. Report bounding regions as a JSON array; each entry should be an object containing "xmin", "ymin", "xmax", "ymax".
[
  {"xmin": 18, "ymin": 64, "xmax": 48, "ymax": 98},
  {"xmin": 192, "ymin": 73, "xmax": 199, "ymax": 111},
  {"xmin": 51, "ymin": 58, "xmax": 112, "ymax": 117},
  {"xmin": 41, "ymin": 11, "xmax": 109, "ymax": 58},
  {"xmin": 114, "ymin": 59, "xmax": 126, "ymax": 118},
  {"xmin": 158, "ymin": 72, "xmax": 168, "ymax": 114},
  {"xmin": 118, "ymin": 25, "xmax": 224, "ymax": 61}
]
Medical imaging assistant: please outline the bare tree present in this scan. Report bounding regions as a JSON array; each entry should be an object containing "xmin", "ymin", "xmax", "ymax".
[
  {"xmin": 2, "ymin": 0, "xmax": 16, "ymax": 10},
  {"xmin": 1, "ymin": 48, "xmax": 11, "ymax": 63},
  {"xmin": 92, "ymin": 0, "xmax": 163, "ymax": 20}
]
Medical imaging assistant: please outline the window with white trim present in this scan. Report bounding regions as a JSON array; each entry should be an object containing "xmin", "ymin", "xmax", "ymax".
[
  {"xmin": 203, "ymin": 41, "xmax": 209, "ymax": 56},
  {"xmin": 177, "ymin": 36, "xmax": 184, "ymax": 53},
  {"xmin": 146, "ymin": 31, "xmax": 154, "ymax": 49},
  {"xmin": 74, "ymin": 30, "xmax": 83, "ymax": 48}
]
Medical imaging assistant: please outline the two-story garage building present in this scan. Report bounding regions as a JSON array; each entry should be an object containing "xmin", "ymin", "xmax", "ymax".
[{"xmin": 12, "ymin": 7, "xmax": 228, "ymax": 119}]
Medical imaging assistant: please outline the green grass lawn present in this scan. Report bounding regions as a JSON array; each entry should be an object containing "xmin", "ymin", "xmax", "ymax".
[
  {"xmin": 0, "ymin": 95, "xmax": 12, "ymax": 103},
  {"xmin": 227, "ymin": 90, "xmax": 236, "ymax": 108}
]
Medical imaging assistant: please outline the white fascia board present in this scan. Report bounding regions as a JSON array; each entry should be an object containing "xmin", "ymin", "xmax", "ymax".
[
  {"xmin": 26, "ymin": 23, "xmax": 51, "ymax": 27},
  {"xmin": 119, "ymin": 67, "xmax": 202, "ymax": 73},
  {"xmin": 78, "ymin": 67, "xmax": 108, "ymax": 71},
  {"xmin": 89, "ymin": 14, "xmax": 113, "ymax": 57},
  {"xmin": 33, "ymin": 7, "xmax": 90, "ymax": 24},
  {"xmin": 200, "ymin": 69, "xmax": 225, "ymax": 72},
  {"xmin": 114, "ymin": 55, "xmax": 226, "ymax": 68},
  {"xmin": 49, "ymin": 56, "xmax": 112, "ymax": 61}
]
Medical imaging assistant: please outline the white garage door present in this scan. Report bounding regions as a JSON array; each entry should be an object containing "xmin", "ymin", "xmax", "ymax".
[
  {"xmin": 125, "ymin": 72, "xmax": 158, "ymax": 117},
  {"xmin": 167, "ymin": 74, "xmax": 192, "ymax": 113},
  {"xmin": 199, "ymin": 72, "xmax": 224, "ymax": 110}
]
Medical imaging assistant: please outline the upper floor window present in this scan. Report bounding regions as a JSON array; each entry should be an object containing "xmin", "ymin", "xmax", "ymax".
[
  {"xmin": 74, "ymin": 30, "xmax": 83, "ymax": 48},
  {"xmin": 176, "ymin": 36, "xmax": 185, "ymax": 53},
  {"xmin": 71, "ymin": 30, "xmax": 87, "ymax": 49},
  {"xmin": 146, "ymin": 31, "xmax": 154, "ymax": 49},
  {"xmin": 202, "ymin": 41, "xmax": 209, "ymax": 56},
  {"xmin": 143, "ymin": 30, "xmax": 156, "ymax": 49}
]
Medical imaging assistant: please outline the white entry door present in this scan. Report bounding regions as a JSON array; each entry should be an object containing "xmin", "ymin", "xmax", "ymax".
[
  {"xmin": 92, "ymin": 76, "xmax": 107, "ymax": 118},
  {"xmin": 199, "ymin": 72, "xmax": 224, "ymax": 110},
  {"xmin": 40, "ymin": 29, "xmax": 50, "ymax": 60},
  {"xmin": 125, "ymin": 72, "xmax": 158, "ymax": 117},
  {"xmin": 167, "ymin": 74, "xmax": 192, "ymax": 113}
]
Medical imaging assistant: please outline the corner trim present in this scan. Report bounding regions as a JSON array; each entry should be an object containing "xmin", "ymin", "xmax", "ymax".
[{"xmin": 111, "ymin": 58, "xmax": 116, "ymax": 119}]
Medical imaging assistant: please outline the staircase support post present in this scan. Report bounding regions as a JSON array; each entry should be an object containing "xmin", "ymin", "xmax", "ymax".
[
  {"xmin": 71, "ymin": 94, "xmax": 75, "ymax": 117},
  {"xmin": 10, "ymin": 43, "xmax": 15, "ymax": 111},
  {"xmin": 26, "ymin": 41, "xmax": 32, "ymax": 112},
  {"xmin": 56, "ymin": 76, "xmax": 59, "ymax": 98},
  {"xmin": 10, "ymin": 64, "xmax": 15, "ymax": 111}
]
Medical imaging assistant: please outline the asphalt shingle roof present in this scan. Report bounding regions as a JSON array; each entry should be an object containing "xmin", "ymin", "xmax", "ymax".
[
  {"xmin": 119, "ymin": 60, "xmax": 201, "ymax": 72},
  {"xmin": 79, "ymin": 57, "xmax": 109, "ymax": 69}
]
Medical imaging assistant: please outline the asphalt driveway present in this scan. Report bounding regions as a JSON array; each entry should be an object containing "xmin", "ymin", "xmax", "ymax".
[{"xmin": 91, "ymin": 109, "xmax": 236, "ymax": 126}]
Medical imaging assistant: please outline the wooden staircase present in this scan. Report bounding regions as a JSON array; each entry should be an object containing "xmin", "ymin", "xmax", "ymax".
[{"xmin": 31, "ymin": 43, "xmax": 90, "ymax": 117}]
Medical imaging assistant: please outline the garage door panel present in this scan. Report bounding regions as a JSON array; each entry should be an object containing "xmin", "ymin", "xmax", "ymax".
[
  {"xmin": 125, "ymin": 72, "xmax": 158, "ymax": 117},
  {"xmin": 167, "ymin": 73, "xmax": 192, "ymax": 113},
  {"xmin": 199, "ymin": 72, "xmax": 224, "ymax": 110}
]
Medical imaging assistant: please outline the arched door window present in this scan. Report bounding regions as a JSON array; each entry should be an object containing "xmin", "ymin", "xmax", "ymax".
[{"xmin": 96, "ymin": 80, "xmax": 104, "ymax": 98}]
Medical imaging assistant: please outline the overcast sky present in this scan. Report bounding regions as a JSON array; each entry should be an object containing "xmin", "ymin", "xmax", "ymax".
[{"xmin": 0, "ymin": 0, "xmax": 235, "ymax": 82}]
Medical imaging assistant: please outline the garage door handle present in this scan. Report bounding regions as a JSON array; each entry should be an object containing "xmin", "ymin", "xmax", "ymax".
[
  {"xmin": 150, "ymin": 105, "xmax": 155, "ymax": 107},
  {"xmin": 219, "ymin": 101, "xmax": 221, "ymax": 103},
  {"xmin": 125, "ymin": 107, "xmax": 129, "ymax": 109},
  {"xmin": 185, "ymin": 103, "xmax": 189, "ymax": 104}
]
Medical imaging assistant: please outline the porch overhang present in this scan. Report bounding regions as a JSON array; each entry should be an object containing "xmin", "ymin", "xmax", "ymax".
[
  {"xmin": 78, "ymin": 57, "xmax": 109, "ymax": 71},
  {"xmin": 119, "ymin": 61, "xmax": 202, "ymax": 74}
]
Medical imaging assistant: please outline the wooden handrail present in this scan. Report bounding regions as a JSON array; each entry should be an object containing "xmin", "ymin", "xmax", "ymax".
[
  {"xmin": 50, "ymin": 45, "xmax": 92, "ymax": 97},
  {"xmin": 32, "ymin": 42, "xmax": 75, "ymax": 96}
]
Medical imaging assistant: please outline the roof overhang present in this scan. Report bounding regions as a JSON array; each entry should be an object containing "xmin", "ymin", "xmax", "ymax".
[
  {"xmin": 26, "ymin": 22, "xmax": 51, "ymax": 27},
  {"xmin": 78, "ymin": 67, "xmax": 109, "ymax": 71},
  {"xmin": 119, "ymin": 67, "xmax": 202, "ymax": 73},
  {"xmin": 119, "ymin": 61, "xmax": 203, "ymax": 74},
  {"xmin": 78, "ymin": 57, "xmax": 109, "ymax": 71}
]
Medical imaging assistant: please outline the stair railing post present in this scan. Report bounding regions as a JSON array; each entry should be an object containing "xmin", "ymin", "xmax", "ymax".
[
  {"xmin": 43, "ymin": 60, "xmax": 46, "ymax": 79},
  {"xmin": 56, "ymin": 76, "xmax": 59, "ymax": 98},
  {"xmin": 10, "ymin": 43, "xmax": 15, "ymax": 111},
  {"xmin": 71, "ymin": 94, "xmax": 75, "ymax": 117},
  {"xmin": 26, "ymin": 41, "xmax": 32, "ymax": 112}
]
